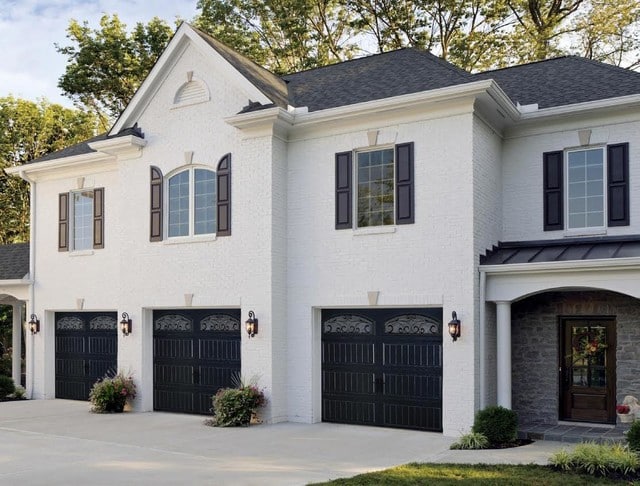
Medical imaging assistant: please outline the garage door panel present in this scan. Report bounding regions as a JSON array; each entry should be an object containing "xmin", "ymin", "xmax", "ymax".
[
  {"xmin": 322, "ymin": 308, "xmax": 442, "ymax": 432},
  {"xmin": 383, "ymin": 343, "xmax": 441, "ymax": 367},
  {"xmin": 322, "ymin": 370, "xmax": 375, "ymax": 395},
  {"xmin": 323, "ymin": 398, "xmax": 376, "ymax": 425},
  {"xmin": 154, "ymin": 364, "xmax": 193, "ymax": 385},
  {"xmin": 154, "ymin": 338, "xmax": 194, "ymax": 359},
  {"xmin": 153, "ymin": 309, "xmax": 240, "ymax": 415},
  {"xmin": 56, "ymin": 336, "xmax": 85, "ymax": 354},
  {"xmin": 322, "ymin": 342, "xmax": 375, "ymax": 365},
  {"xmin": 198, "ymin": 339, "xmax": 240, "ymax": 361},
  {"xmin": 88, "ymin": 336, "xmax": 117, "ymax": 355},
  {"xmin": 55, "ymin": 312, "xmax": 117, "ymax": 400}
]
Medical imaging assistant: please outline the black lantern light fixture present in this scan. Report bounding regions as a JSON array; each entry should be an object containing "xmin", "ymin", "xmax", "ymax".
[
  {"xmin": 448, "ymin": 311, "xmax": 461, "ymax": 342},
  {"xmin": 28, "ymin": 314, "xmax": 40, "ymax": 335},
  {"xmin": 120, "ymin": 312, "xmax": 132, "ymax": 336},
  {"xmin": 245, "ymin": 311, "xmax": 258, "ymax": 338}
]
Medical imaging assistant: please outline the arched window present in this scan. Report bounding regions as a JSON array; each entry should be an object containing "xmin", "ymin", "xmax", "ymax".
[{"xmin": 167, "ymin": 167, "xmax": 216, "ymax": 237}]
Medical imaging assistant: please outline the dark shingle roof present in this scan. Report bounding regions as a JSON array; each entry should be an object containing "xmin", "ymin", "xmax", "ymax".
[
  {"xmin": 283, "ymin": 49, "xmax": 471, "ymax": 112},
  {"xmin": 29, "ymin": 126, "xmax": 144, "ymax": 164},
  {"xmin": 474, "ymin": 56, "xmax": 640, "ymax": 109},
  {"xmin": 481, "ymin": 236, "xmax": 640, "ymax": 265},
  {"xmin": 0, "ymin": 243, "xmax": 29, "ymax": 280}
]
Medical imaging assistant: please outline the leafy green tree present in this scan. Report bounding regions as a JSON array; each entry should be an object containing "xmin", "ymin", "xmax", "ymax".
[
  {"xmin": 0, "ymin": 97, "xmax": 98, "ymax": 244},
  {"xmin": 56, "ymin": 14, "xmax": 175, "ymax": 125}
]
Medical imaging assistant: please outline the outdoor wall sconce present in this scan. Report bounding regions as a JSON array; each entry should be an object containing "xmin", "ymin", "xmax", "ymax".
[
  {"xmin": 120, "ymin": 312, "xmax": 132, "ymax": 337},
  {"xmin": 448, "ymin": 311, "xmax": 461, "ymax": 342},
  {"xmin": 28, "ymin": 314, "xmax": 40, "ymax": 335},
  {"xmin": 245, "ymin": 311, "xmax": 258, "ymax": 338}
]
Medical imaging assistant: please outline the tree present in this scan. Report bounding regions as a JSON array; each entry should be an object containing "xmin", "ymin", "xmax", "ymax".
[
  {"xmin": 56, "ymin": 14, "xmax": 175, "ymax": 126},
  {"xmin": 0, "ymin": 97, "xmax": 98, "ymax": 244}
]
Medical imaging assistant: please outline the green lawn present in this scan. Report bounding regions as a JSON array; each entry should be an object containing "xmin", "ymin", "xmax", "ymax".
[{"xmin": 310, "ymin": 463, "xmax": 633, "ymax": 485}]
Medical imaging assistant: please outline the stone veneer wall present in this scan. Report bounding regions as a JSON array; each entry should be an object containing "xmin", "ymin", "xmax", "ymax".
[{"xmin": 511, "ymin": 290, "xmax": 640, "ymax": 425}]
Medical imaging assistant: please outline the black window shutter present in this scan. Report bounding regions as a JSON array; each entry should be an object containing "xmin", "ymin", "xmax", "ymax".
[
  {"xmin": 395, "ymin": 142, "xmax": 414, "ymax": 224},
  {"xmin": 58, "ymin": 193, "xmax": 69, "ymax": 252},
  {"xmin": 543, "ymin": 151, "xmax": 564, "ymax": 231},
  {"xmin": 93, "ymin": 188, "xmax": 104, "ymax": 249},
  {"xmin": 216, "ymin": 153, "xmax": 231, "ymax": 236},
  {"xmin": 335, "ymin": 151, "xmax": 352, "ymax": 229},
  {"xmin": 150, "ymin": 166, "xmax": 163, "ymax": 241},
  {"xmin": 607, "ymin": 142, "xmax": 629, "ymax": 227}
]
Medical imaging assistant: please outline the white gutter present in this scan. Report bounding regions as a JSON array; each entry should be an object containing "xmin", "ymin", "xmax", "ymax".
[
  {"xmin": 480, "ymin": 256, "xmax": 640, "ymax": 275},
  {"xmin": 0, "ymin": 278, "xmax": 33, "ymax": 286},
  {"xmin": 519, "ymin": 93, "xmax": 640, "ymax": 121},
  {"xmin": 5, "ymin": 151, "xmax": 113, "ymax": 178},
  {"xmin": 479, "ymin": 268, "xmax": 487, "ymax": 409}
]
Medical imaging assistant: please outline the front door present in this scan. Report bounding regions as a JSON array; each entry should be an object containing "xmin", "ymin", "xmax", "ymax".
[{"xmin": 560, "ymin": 318, "xmax": 616, "ymax": 423}]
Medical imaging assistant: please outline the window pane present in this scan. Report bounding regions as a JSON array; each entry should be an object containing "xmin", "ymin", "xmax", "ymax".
[
  {"xmin": 567, "ymin": 149, "xmax": 604, "ymax": 229},
  {"xmin": 168, "ymin": 171, "xmax": 189, "ymax": 237},
  {"xmin": 194, "ymin": 169, "xmax": 216, "ymax": 235},
  {"xmin": 357, "ymin": 149, "xmax": 394, "ymax": 227},
  {"xmin": 73, "ymin": 191, "xmax": 93, "ymax": 250}
]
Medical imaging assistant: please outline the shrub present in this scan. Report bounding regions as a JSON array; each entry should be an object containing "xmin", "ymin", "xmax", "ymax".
[
  {"xmin": 450, "ymin": 432, "xmax": 489, "ymax": 450},
  {"xmin": 627, "ymin": 420, "xmax": 640, "ymax": 452},
  {"xmin": 472, "ymin": 406, "xmax": 518, "ymax": 446},
  {"xmin": 89, "ymin": 371, "xmax": 136, "ymax": 413},
  {"xmin": 11, "ymin": 385, "xmax": 26, "ymax": 399},
  {"xmin": 211, "ymin": 382, "xmax": 266, "ymax": 427},
  {"xmin": 0, "ymin": 375, "xmax": 16, "ymax": 399},
  {"xmin": 0, "ymin": 354, "xmax": 11, "ymax": 376},
  {"xmin": 549, "ymin": 442, "xmax": 639, "ymax": 477}
]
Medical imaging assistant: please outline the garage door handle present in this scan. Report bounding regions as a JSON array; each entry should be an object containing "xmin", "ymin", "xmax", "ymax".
[{"xmin": 193, "ymin": 370, "xmax": 200, "ymax": 385}]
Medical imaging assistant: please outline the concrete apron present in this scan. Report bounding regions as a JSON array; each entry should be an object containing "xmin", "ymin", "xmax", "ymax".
[{"xmin": 0, "ymin": 400, "xmax": 570, "ymax": 485}]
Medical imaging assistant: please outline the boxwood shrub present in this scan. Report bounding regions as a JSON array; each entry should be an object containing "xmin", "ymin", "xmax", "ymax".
[{"xmin": 472, "ymin": 405, "xmax": 518, "ymax": 446}]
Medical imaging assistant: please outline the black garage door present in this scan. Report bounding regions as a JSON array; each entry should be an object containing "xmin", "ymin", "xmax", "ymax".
[
  {"xmin": 153, "ymin": 309, "xmax": 241, "ymax": 414},
  {"xmin": 322, "ymin": 308, "xmax": 442, "ymax": 431},
  {"xmin": 55, "ymin": 311, "xmax": 118, "ymax": 400}
]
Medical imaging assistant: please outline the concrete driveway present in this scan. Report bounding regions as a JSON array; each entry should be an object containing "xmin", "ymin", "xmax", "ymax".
[{"xmin": 0, "ymin": 400, "xmax": 567, "ymax": 485}]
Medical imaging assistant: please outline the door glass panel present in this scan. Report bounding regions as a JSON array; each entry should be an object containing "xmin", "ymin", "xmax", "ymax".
[{"xmin": 570, "ymin": 325, "xmax": 607, "ymax": 388}]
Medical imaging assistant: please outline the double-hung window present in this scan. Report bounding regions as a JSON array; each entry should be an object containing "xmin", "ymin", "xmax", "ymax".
[
  {"xmin": 58, "ymin": 188, "xmax": 104, "ymax": 252},
  {"xmin": 543, "ymin": 143, "xmax": 629, "ymax": 232},
  {"xmin": 168, "ymin": 168, "xmax": 216, "ymax": 237},
  {"xmin": 335, "ymin": 142, "xmax": 415, "ymax": 230}
]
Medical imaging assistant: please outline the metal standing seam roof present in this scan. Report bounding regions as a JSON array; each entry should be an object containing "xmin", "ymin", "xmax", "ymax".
[
  {"xmin": 0, "ymin": 243, "xmax": 29, "ymax": 280},
  {"xmin": 480, "ymin": 236, "xmax": 640, "ymax": 266}
]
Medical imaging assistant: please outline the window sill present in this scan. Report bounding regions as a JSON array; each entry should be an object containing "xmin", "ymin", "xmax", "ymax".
[
  {"xmin": 69, "ymin": 250, "xmax": 95, "ymax": 257},
  {"xmin": 163, "ymin": 234, "xmax": 217, "ymax": 245},
  {"xmin": 353, "ymin": 226, "xmax": 397, "ymax": 236},
  {"xmin": 564, "ymin": 228, "xmax": 607, "ymax": 238}
]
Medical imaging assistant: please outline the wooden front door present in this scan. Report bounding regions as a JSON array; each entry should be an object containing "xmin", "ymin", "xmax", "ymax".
[{"xmin": 560, "ymin": 318, "xmax": 616, "ymax": 423}]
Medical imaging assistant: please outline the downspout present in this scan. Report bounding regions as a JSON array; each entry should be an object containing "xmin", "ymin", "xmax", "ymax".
[
  {"xmin": 20, "ymin": 170, "xmax": 36, "ymax": 399},
  {"xmin": 479, "ymin": 268, "xmax": 487, "ymax": 409}
]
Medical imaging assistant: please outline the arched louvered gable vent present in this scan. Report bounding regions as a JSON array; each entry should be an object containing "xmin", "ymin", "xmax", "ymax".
[{"xmin": 173, "ymin": 76, "xmax": 210, "ymax": 106}]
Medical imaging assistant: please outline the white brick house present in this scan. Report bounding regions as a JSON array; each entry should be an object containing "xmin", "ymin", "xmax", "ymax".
[{"xmin": 3, "ymin": 23, "xmax": 640, "ymax": 436}]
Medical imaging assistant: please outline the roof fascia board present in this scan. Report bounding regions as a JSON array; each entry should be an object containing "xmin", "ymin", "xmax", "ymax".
[
  {"xmin": 480, "ymin": 256, "xmax": 640, "ymax": 275},
  {"xmin": 226, "ymin": 80, "xmax": 518, "ymax": 135},
  {"xmin": 5, "ymin": 152, "xmax": 116, "ymax": 182},
  {"xmin": 111, "ymin": 23, "xmax": 272, "ymax": 134},
  {"xmin": 88, "ymin": 135, "xmax": 147, "ymax": 158},
  {"xmin": 0, "ymin": 279, "xmax": 33, "ymax": 287},
  {"xmin": 519, "ymin": 94, "xmax": 640, "ymax": 122}
]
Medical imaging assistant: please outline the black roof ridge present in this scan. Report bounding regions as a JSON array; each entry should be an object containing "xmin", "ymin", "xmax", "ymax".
[
  {"xmin": 410, "ymin": 48, "xmax": 472, "ymax": 77},
  {"xmin": 491, "ymin": 234, "xmax": 640, "ymax": 249}
]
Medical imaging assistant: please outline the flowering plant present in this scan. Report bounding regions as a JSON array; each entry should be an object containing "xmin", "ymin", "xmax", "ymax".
[
  {"xmin": 210, "ymin": 375, "xmax": 266, "ymax": 427},
  {"xmin": 617, "ymin": 404, "xmax": 631, "ymax": 414},
  {"xmin": 89, "ymin": 371, "xmax": 136, "ymax": 413}
]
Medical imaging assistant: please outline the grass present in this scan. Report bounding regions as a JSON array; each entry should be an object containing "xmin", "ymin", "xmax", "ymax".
[{"xmin": 310, "ymin": 463, "xmax": 628, "ymax": 485}]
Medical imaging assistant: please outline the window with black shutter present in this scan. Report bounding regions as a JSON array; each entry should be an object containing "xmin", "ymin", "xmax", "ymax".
[
  {"xmin": 335, "ymin": 142, "xmax": 415, "ymax": 229},
  {"xmin": 216, "ymin": 153, "xmax": 231, "ymax": 236},
  {"xmin": 58, "ymin": 188, "xmax": 105, "ymax": 251},
  {"xmin": 150, "ymin": 166, "xmax": 163, "ymax": 241}
]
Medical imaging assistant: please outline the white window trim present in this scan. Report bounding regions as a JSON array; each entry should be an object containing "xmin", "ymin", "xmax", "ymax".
[
  {"xmin": 353, "ymin": 144, "xmax": 396, "ymax": 230},
  {"xmin": 564, "ymin": 145, "xmax": 607, "ymax": 237},
  {"xmin": 165, "ymin": 165, "xmax": 216, "ymax": 239}
]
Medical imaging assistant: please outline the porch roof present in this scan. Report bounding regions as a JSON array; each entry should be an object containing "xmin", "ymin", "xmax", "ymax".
[
  {"xmin": 0, "ymin": 243, "xmax": 29, "ymax": 280},
  {"xmin": 481, "ymin": 235, "xmax": 640, "ymax": 265}
]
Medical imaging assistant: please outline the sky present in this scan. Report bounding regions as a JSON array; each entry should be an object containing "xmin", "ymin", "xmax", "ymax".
[{"xmin": 0, "ymin": 0, "xmax": 200, "ymax": 107}]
